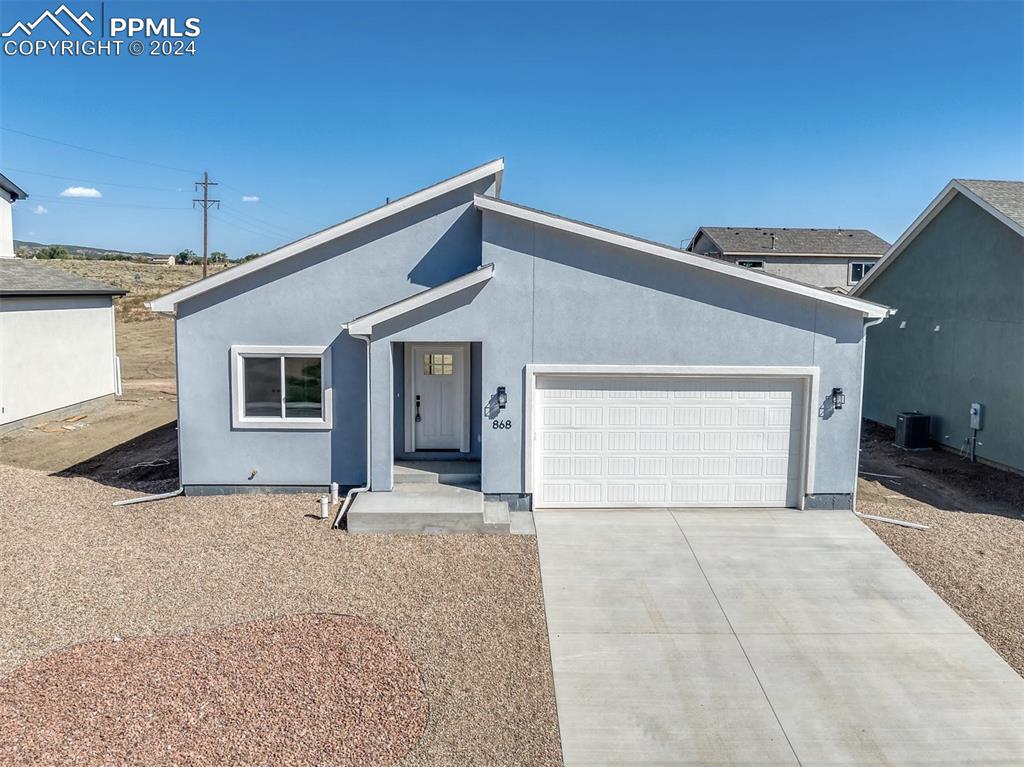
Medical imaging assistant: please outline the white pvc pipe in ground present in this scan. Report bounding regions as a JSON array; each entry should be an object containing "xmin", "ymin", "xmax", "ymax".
[{"xmin": 112, "ymin": 487, "xmax": 183, "ymax": 507}]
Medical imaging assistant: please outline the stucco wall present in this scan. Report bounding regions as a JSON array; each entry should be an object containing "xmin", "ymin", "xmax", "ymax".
[
  {"xmin": 0, "ymin": 295, "xmax": 117, "ymax": 424},
  {"xmin": 173, "ymin": 178, "xmax": 496, "ymax": 489},
  {"xmin": 365, "ymin": 211, "xmax": 870, "ymax": 504},
  {"xmin": 723, "ymin": 255, "xmax": 878, "ymax": 290},
  {"xmin": 860, "ymin": 193, "xmax": 1024, "ymax": 471}
]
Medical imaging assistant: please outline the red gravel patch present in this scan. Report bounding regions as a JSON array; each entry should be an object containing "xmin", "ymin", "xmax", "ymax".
[{"xmin": 0, "ymin": 613, "xmax": 428, "ymax": 767}]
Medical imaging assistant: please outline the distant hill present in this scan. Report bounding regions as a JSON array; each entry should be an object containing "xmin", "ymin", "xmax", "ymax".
[{"xmin": 14, "ymin": 240, "xmax": 174, "ymax": 261}]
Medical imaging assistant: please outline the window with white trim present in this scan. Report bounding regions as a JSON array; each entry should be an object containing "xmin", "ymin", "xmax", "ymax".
[
  {"xmin": 849, "ymin": 261, "xmax": 875, "ymax": 283},
  {"xmin": 737, "ymin": 260, "xmax": 764, "ymax": 269},
  {"xmin": 231, "ymin": 346, "xmax": 332, "ymax": 429}
]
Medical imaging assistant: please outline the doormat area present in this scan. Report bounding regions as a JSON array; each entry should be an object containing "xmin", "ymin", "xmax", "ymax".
[{"xmin": 0, "ymin": 613, "xmax": 428, "ymax": 767}]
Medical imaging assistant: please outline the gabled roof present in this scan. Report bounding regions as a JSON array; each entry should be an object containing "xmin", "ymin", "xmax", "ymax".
[
  {"xmin": 0, "ymin": 259, "xmax": 126, "ymax": 296},
  {"xmin": 0, "ymin": 171, "xmax": 28, "ymax": 202},
  {"xmin": 955, "ymin": 179, "xmax": 1024, "ymax": 229},
  {"xmin": 690, "ymin": 226, "xmax": 888, "ymax": 257},
  {"xmin": 344, "ymin": 264, "xmax": 495, "ymax": 336},
  {"xmin": 148, "ymin": 159, "xmax": 504, "ymax": 315},
  {"xmin": 852, "ymin": 178, "xmax": 1024, "ymax": 296},
  {"xmin": 475, "ymin": 195, "xmax": 891, "ymax": 319}
]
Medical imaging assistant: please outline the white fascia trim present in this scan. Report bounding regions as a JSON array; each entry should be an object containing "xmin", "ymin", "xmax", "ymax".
[
  {"xmin": 852, "ymin": 180, "xmax": 1024, "ymax": 296},
  {"xmin": 475, "ymin": 195, "xmax": 891, "ymax": 319},
  {"xmin": 148, "ymin": 158, "xmax": 505, "ymax": 315},
  {"xmin": 523, "ymin": 364, "xmax": 820, "ymax": 507},
  {"xmin": 344, "ymin": 263, "xmax": 495, "ymax": 336}
]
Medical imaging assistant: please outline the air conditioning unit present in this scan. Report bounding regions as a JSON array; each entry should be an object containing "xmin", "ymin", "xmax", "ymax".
[{"xmin": 895, "ymin": 412, "xmax": 931, "ymax": 450}]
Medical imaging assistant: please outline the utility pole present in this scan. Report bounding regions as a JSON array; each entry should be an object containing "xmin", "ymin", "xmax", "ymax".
[{"xmin": 192, "ymin": 171, "xmax": 220, "ymax": 278}]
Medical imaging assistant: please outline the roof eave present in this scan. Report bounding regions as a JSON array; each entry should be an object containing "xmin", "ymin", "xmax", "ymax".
[
  {"xmin": 344, "ymin": 263, "xmax": 495, "ymax": 336},
  {"xmin": 148, "ymin": 158, "xmax": 506, "ymax": 315}
]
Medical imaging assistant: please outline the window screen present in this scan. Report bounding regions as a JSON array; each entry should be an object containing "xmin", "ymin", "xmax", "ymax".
[
  {"xmin": 284, "ymin": 357, "xmax": 323, "ymax": 418},
  {"xmin": 243, "ymin": 357, "xmax": 281, "ymax": 417}
]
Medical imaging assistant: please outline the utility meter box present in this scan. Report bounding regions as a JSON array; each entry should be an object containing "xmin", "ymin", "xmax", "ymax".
[{"xmin": 970, "ymin": 402, "xmax": 983, "ymax": 431}]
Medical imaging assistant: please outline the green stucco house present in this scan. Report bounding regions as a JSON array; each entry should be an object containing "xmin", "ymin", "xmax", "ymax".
[{"xmin": 853, "ymin": 179, "xmax": 1024, "ymax": 473}]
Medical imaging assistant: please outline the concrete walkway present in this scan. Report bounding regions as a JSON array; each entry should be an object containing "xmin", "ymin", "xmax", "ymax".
[{"xmin": 535, "ymin": 509, "xmax": 1024, "ymax": 766}]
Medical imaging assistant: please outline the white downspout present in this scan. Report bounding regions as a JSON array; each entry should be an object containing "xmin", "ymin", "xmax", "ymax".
[
  {"xmin": 334, "ymin": 332, "xmax": 371, "ymax": 528},
  {"xmin": 853, "ymin": 310, "xmax": 895, "ymax": 511}
]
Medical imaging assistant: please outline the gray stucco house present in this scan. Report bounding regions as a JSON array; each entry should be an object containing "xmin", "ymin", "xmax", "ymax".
[
  {"xmin": 852, "ymin": 179, "xmax": 1024, "ymax": 473},
  {"xmin": 688, "ymin": 226, "xmax": 889, "ymax": 292},
  {"xmin": 150, "ymin": 159, "xmax": 891, "ymax": 518}
]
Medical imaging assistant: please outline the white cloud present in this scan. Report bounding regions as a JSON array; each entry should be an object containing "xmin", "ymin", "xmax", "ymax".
[
  {"xmin": 32, "ymin": 204, "xmax": 49, "ymax": 215},
  {"xmin": 241, "ymin": 195, "xmax": 260, "ymax": 202},
  {"xmin": 60, "ymin": 186, "xmax": 102, "ymax": 198}
]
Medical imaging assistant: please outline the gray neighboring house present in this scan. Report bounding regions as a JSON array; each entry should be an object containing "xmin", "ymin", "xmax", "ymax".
[
  {"xmin": 852, "ymin": 179, "xmax": 1024, "ymax": 473},
  {"xmin": 687, "ymin": 226, "xmax": 889, "ymax": 291},
  {"xmin": 150, "ymin": 159, "xmax": 892, "ymax": 513}
]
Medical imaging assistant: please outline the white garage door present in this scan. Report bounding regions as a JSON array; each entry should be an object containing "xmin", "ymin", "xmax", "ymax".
[{"xmin": 533, "ymin": 375, "xmax": 806, "ymax": 508}]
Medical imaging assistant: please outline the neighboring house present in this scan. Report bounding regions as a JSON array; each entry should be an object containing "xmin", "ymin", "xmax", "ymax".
[
  {"xmin": 852, "ymin": 179, "xmax": 1024, "ymax": 473},
  {"xmin": 1, "ymin": 172, "xmax": 127, "ymax": 432},
  {"xmin": 145, "ymin": 255, "xmax": 176, "ymax": 267},
  {"xmin": 0, "ymin": 259, "xmax": 127, "ymax": 432},
  {"xmin": 150, "ymin": 159, "xmax": 891, "ymax": 511},
  {"xmin": 0, "ymin": 172, "xmax": 29, "ymax": 259},
  {"xmin": 687, "ymin": 226, "xmax": 889, "ymax": 291}
]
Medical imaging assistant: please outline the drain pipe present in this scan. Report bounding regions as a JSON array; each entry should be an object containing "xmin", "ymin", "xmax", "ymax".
[
  {"xmin": 112, "ymin": 486, "xmax": 183, "ymax": 507},
  {"xmin": 334, "ymin": 331, "xmax": 371, "ymax": 528}
]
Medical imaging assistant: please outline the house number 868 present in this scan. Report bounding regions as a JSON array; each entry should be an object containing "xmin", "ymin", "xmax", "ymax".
[{"xmin": 492, "ymin": 419, "xmax": 513, "ymax": 430}]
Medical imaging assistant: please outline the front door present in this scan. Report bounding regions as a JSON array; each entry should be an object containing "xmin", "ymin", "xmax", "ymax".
[{"xmin": 409, "ymin": 344, "xmax": 467, "ymax": 451}]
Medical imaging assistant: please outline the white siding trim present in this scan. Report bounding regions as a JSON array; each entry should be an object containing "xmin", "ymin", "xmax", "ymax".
[
  {"xmin": 525, "ymin": 364, "xmax": 819, "ymax": 509},
  {"xmin": 475, "ymin": 195, "xmax": 891, "ymax": 319}
]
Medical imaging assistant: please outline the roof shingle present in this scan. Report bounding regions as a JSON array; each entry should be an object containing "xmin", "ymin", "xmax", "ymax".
[
  {"xmin": 0, "ymin": 259, "xmax": 126, "ymax": 296},
  {"xmin": 696, "ymin": 226, "xmax": 889, "ymax": 256},
  {"xmin": 955, "ymin": 179, "xmax": 1024, "ymax": 229}
]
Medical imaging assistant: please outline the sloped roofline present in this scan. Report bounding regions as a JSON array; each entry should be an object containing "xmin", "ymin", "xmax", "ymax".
[
  {"xmin": 0, "ymin": 171, "xmax": 28, "ymax": 202},
  {"xmin": 475, "ymin": 195, "xmax": 891, "ymax": 319},
  {"xmin": 687, "ymin": 225, "xmax": 887, "ymax": 258},
  {"xmin": 344, "ymin": 264, "xmax": 495, "ymax": 336},
  {"xmin": 148, "ymin": 158, "xmax": 505, "ymax": 315},
  {"xmin": 851, "ymin": 180, "xmax": 1024, "ymax": 296}
]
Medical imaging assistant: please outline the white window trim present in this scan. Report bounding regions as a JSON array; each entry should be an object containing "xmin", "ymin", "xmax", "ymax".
[
  {"xmin": 230, "ymin": 345, "xmax": 333, "ymax": 430},
  {"xmin": 524, "ymin": 364, "xmax": 819, "ymax": 510},
  {"xmin": 848, "ymin": 260, "xmax": 876, "ymax": 285}
]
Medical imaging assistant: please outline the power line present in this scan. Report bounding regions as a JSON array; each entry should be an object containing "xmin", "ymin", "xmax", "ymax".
[
  {"xmin": 31, "ymin": 194, "xmax": 191, "ymax": 211},
  {"xmin": 3, "ymin": 166, "xmax": 184, "ymax": 192},
  {"xmin": 1, "ymin": 126, "xmax": 198, "ymax": 175},
  {"xmin": 218, "ymin": 206, "xmax": 302, "ymax": 239}
]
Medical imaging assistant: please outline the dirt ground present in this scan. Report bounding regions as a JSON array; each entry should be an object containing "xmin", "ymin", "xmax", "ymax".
[
  {"xmin": 0, "ymin": 464, "xmax": 563, "ymax": 767},
  {"xmin": 857, "ymin": 420, "xmax": 1024, "ymax": 677},
  {"xmin": 30, "ymin": 258, "xmax": 230, "ymax": 322}
]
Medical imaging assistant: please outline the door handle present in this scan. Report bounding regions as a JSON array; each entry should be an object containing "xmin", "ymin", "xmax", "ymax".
[{"xmin": 415, "ymin": 394, "xmax": 422, "ymax": 422}]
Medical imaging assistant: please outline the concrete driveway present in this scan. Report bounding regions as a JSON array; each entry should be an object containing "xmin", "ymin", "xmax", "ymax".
[{"xmin": 535, "ymin": 509, "xmax": 1024, "ymax": 766}]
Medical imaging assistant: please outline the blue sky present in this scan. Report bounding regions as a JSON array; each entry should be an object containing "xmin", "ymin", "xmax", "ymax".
[{"xmin": 2, "ymin": 1, "xmax": 1022, "ymax": 257}]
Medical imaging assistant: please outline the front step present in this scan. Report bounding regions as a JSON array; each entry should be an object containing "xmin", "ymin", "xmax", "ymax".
[
  {"xmin": 393, "ymin": 460, "xmax": 481, "ymax": 487},
  {"xmin": 347, "ymin": 481, "xmax": 515, "ymax": 534}
]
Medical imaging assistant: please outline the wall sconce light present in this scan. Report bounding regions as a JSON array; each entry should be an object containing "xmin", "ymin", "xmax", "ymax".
[
  {"xmin": 831, "ymin": 387, "xmax": 845, "ymax": 411},
  {"xmin": 496, "ymin": 386, "xmax": 508, "ymax": 410}
]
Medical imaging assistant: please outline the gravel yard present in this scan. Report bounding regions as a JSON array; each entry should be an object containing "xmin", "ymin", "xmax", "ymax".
[
  {"xmin": 0, "ymin": 465, "xmax": 562, "ymax": 767},
  {"xmin": 857, "ymin": 421, "xmax": 1024, "ymax": 677}
]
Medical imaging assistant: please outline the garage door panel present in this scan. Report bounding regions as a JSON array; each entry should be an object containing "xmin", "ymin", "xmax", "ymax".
[{"xmin": 534, "ymin": 375, "xmax": 805, "ymax": 509}]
